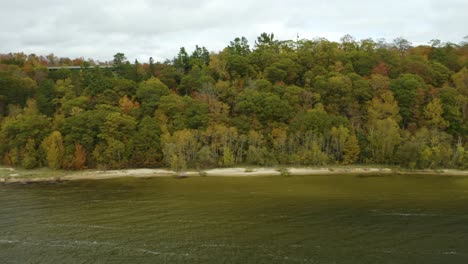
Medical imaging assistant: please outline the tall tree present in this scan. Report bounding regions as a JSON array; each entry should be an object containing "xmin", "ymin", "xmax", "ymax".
[{"xmin": 41, "ymin": 131, "xmax": 65, "ymax": 169}]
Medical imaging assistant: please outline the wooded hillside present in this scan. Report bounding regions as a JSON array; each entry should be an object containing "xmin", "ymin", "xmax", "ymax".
[{"xmin": 0, "ymin": 34, "xmax": 467, "ymax": 170}]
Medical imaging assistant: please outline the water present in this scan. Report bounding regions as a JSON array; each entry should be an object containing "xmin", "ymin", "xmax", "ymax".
[{"xmin": 1, "ymin": 174, "xmax": 468, "ymax": 263}]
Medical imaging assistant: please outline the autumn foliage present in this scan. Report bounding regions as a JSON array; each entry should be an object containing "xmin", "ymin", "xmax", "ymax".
[{"xmin": 0, "ymin": 35, "xmax": 467, "ymax": 169}]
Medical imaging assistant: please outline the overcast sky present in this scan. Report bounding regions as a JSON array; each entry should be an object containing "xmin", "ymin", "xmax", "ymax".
[{"xmin": 1, "ymin": 0, "xmax": 467, "ymax": 62}]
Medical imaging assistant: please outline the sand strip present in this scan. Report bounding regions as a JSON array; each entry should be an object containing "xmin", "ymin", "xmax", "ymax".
[{"xmin": 1, "ymin": 167, "xmax": 467, "ymax": 183}]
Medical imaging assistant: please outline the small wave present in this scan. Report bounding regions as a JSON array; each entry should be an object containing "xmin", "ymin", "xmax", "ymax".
[
  {"xmin": 86, "ymin": 225, "xmax": 118, "ymax": 230},
  {"xmin": 375, "ymin": 212, "xmax": 436, "ymax": 217},
  {"xmin": 73, "ymin": 240, "xmax": 118, "ymax": 247},
  {"xmin": 0, "ymin": 239, "xmax": 41, "ymax": 246},
  {"xmin": 443, "ymin": 251, "xmax": 457, "ymax": 255},
  {"xmin": 42, "ymin": 239, "xmax": 117, "ymax": 248},
  {"xmin": 377, "ymin": 249, "xmax": 462, "ymax": 256},
  {"xmin": 136, "ymin": 249, "xmax": 190, "ymax": 257},
  {"xmin": 138, "ymin": 249, "xmax": 161, "ymax": 255},
  {"xmin": 200, "ymin": 243, "xmax": 241, "ymax": 248},
  {"xmin": 260, "ymin": 253, "xmax": 315, "ymax": 263},
  {"xmin": 0, "ymin": 239, "xmax": 19, "ymax": 244},
  {"xmin": 46, "ymin": 223, "xmax": 119, "ymax": 230}
]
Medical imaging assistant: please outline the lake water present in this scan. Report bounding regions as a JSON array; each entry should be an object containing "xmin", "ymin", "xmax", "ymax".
[{"xmin": 1, "ymin": 175, "xmax": 468, "ymax": 263}]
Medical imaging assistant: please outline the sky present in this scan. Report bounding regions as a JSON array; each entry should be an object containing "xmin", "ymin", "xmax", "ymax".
[{"xmin": 1, "ymin": 0, "xmax": 467, "ymax": 63}]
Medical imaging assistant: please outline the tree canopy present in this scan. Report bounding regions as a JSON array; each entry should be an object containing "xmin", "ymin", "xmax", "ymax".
[{"xmin": 0, "ymin": 34, "xmax": 467, "ymax": 170}]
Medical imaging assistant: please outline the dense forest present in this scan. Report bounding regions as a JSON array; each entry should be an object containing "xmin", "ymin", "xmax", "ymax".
[{"xmin": 0, "ymin": 34, "xmax": 467, "ymax": 170}]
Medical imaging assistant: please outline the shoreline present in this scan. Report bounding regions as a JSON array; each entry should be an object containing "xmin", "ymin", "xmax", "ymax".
[{"xmin": 1, "ymin": 167, "xmax": 467, "ymax": 184}]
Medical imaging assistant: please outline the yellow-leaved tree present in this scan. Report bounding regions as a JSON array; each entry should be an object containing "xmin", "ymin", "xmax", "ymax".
[{"xmin": 41, "ymin": 131, "xmax": 65, "ymax": 169}]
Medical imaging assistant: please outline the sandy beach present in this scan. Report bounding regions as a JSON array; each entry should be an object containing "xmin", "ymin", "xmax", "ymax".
[{"xmin": 1, "ymin": 166, "xmax": 467, "ymax": 183}]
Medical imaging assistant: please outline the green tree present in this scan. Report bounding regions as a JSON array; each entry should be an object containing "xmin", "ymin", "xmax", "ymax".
[
  {"xmin": 0, "ymin": 72, "xmax": 36, "ymax": 115},
  {"xmin": 136, "ymin": 77, "xmax": 170, "ymax": 115},
  {"xmin": 393, "ymin": 37, "xmax": 412, "ymax": 56},
  {"xmin": 235, "ymin": 90, "xmax": 293, "ymax": 126},
  {"xmin": 424, "ymin": 98, "xmax": 449, "ymax": 130},
  {"xmin": 41, "ymin": 131, "xmax": 65, "ymax": 169},
  {"xmin": 174, "ymin": 47, "xmax": 191, "ymax": 72},
  {"xmin": 190, "ymin": 45, "xmax": 210, "ymax": 67},
  {"xmin": 227, "ymin": 37, "xmax": 251, "ymax": 56},
  {"xmin": 0, "ymin": 100, "xmax": 50, "ymax": 161},
  {"xmin": 82, "ymin": 66, "xmax": 113, "ymax": 96},
  {"xmin": 367, "ymin": 118, "xmax": 401, "ymax": 164},
  {"xmin": 343, "ymin": 133, "xmax": 360, "ymax": 164},
  {"xmin": 131, "ymin": 116, "xmax": 162, "ymax": 167},
  {"xmin": 366, "ymin": 91, "xmax": 402, "ymax": 163},
  {"xmin": 390, "ymin": 74, "xmax": 427, "ymax": 126},
  {"xmin": 330, "ymin": 126, "xmax": 351, "ymax": 162},
  {"xmin": 162, "ymin": 129, "xmax": 200, "ymax": 169},
  {"xmin": 314, "ymin": 74, "xmax": 353, "ymax": 115},
  {"xmin": 22, "ymin": 138, "xmax": 39, "ymax": 169},
  {"xmin": 222, "ymin": 146, "xmax": 235, "ymax": 167}
]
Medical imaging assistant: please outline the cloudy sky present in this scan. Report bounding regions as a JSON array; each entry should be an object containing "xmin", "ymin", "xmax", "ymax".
[{"xmin": 1, "ymin": 0, "xmax": 467, "ymax": 62}]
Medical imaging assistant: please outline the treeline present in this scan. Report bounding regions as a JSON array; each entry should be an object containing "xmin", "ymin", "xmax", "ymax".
[{"xmin": 0, "ymin": 34, "xmax": 467, "ymax": 170}]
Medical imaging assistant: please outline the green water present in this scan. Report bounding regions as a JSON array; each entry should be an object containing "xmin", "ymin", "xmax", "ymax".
[{"xmin": 1, "ymin": 175, "xmax": 468, "ymax": 263}]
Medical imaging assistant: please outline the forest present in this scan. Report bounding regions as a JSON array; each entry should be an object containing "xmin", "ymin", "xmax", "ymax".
[{"xmin": 0, "ymin": 34, "xmax": 467, "ymax": 171}]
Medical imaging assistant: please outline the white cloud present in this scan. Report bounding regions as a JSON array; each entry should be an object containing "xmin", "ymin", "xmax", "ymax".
[{"xmin": 0, "ymin": 0, "xmax": 466, "ymax": 62}]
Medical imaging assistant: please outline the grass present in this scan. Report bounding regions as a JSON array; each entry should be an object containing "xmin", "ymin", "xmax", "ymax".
[{"xmin": 276, "ymin": 167, "xmax": 291, "ymax": 177}]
